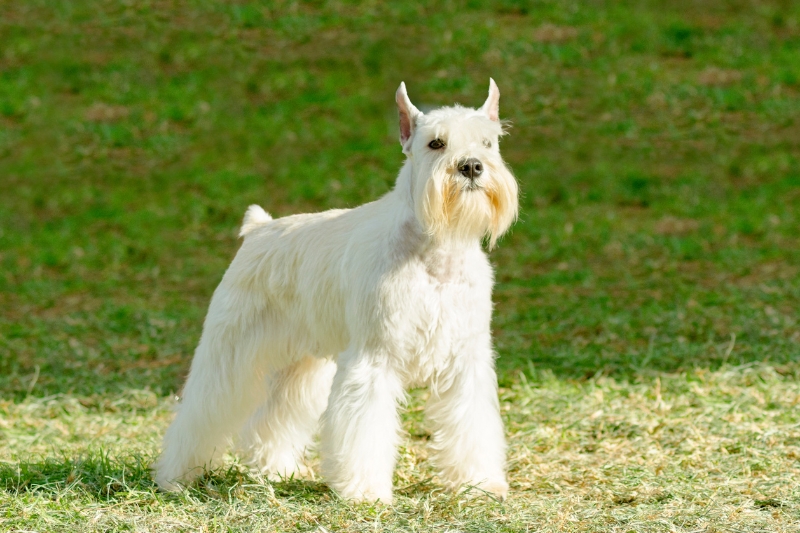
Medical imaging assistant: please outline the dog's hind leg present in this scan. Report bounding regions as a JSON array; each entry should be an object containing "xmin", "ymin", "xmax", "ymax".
[
  {"xmin": 237, "ymin": 355, "xmax": 337, "ymax": 479},
  {"xmin": 154, "ymin": 292, "xmax": 275, "ymax": 491}
]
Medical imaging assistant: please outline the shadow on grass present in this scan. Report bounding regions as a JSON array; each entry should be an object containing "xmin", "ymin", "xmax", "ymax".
[
  {"xmin": 0, "ymin": 453, "xmax": 331, "ymax": 503},
  {"xmin": 0, "ymin": 452, "xmax": 156, "ymax": 500}
]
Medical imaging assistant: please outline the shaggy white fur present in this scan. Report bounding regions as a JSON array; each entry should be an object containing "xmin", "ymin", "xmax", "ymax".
[{"xmin": 154, "ymin": 79, "xmax": 519, "ymax": 502}]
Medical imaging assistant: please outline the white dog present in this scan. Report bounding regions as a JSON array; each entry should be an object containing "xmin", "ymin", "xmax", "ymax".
[{"xmin": 155, "ymin": 79, "xmax": 518, "ymax": 502}]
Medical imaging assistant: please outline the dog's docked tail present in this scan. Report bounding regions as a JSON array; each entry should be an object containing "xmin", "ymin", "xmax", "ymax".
[{"xmin": 239, "ymin": 204, "xmax": 273, "ymax": 237}]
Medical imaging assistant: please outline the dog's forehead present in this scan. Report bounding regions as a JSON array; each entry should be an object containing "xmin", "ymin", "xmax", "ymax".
[{"xmin": 417, "ymin": 105, "xmax": 503, "ymax": 139}]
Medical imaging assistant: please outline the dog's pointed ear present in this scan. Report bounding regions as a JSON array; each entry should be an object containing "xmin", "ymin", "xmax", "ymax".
[
  {"xmin": 396, "ymin": 82, "xmax": 422, "ymax": 147},
  {"xmin": 481, "ymin": 78, "xmax": 500, "ymax": 122}
]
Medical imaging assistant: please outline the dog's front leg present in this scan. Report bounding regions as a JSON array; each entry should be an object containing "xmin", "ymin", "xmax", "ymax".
[
  {"xmin": 319, "ymin": 349, "xmax": 403, "ymax": 503},
  {"xmin": 426, "ymin": 343, "xmax": 509, "ymax": 500}
]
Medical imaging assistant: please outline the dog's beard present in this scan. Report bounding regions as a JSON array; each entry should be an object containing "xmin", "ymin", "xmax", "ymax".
[{"xmin": 416, "ymin": 156, "xmax": 518, "ymax": 249}]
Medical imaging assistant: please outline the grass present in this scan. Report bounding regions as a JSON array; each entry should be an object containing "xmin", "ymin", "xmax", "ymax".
[
  {"xmin": 1, "ymin": 0, "xmax": 799, "ymax": 531},
  {"xmin": 1, "ymin": 367, "xmax": 798, "ymax": 531}
]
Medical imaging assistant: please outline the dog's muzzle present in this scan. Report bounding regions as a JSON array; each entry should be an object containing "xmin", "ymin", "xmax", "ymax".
[{"xmin": 457, "ymin": 158, "xmax": 483, "ymax": 181}]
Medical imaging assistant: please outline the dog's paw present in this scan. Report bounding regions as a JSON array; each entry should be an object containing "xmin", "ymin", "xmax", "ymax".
[
  {"xmin": 334, "ymin": 484, "xmax": 393, "ymax": 504},
  {"xmin": 261, "ymin": 463, "xmax": 313, "ymax": 482},
  {"xmin": 153, "ymin": 475, "xmax": 185, "ymax": 493},
  {"xmin": 477, "ymin": 479, "xmax": 509, "ymax": 501},
  {"xmin": 458, "ymin": 478, "xmax": 508, "ymax": 501},
  {"xmin": 347, "ymin": 491, "xmax": 393, "ymax": 505}
]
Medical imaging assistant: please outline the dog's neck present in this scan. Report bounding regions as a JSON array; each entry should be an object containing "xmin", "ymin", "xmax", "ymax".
[
  {"xmin": 387, "ymin": 217, "xmax": 476, "ymax": 286},
  {"xmin": 394, "ymin": 158, "xmax": 416, "ymax": 211}
]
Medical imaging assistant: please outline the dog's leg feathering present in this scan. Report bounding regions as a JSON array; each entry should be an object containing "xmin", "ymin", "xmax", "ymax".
[
  {"xmin": 154, "ymin": 288, "xmax": 272, "ymax": 490},
  {"xmin": 320, "ymin": 350, "xmax": 404, "ymax": 503},
  {"xmin": 238, "ymin": 355, "xmax": 337, "ymax": 479},
  {"xmin": 425, "ymin": 342, "xmax": 509, "ymax": 500}
]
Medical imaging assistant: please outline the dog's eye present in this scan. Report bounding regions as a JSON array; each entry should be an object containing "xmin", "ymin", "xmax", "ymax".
[
  {"xmin": 483, "ymin": 139, "xmax": 492, "ymax": 148},
  {"xmin": 428, "ymin": 138, "xmax": 446, "ymax": 150}
]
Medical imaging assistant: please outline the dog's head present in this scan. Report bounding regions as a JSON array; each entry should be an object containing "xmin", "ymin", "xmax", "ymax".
[{"xmin": 396, "ymin": 79, "xmax": 518, "ymax": 249}]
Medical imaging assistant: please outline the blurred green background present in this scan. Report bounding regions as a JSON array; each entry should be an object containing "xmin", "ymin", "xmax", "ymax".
[{"xmin": 1, "ymin": 0, "xmax": 799, "ymax": 400}]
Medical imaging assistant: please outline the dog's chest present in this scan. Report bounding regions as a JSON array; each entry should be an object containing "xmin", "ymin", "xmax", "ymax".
[
  {"xmin": 422, "ymin": 248, "xmax": 459, "ymax": 283},
  {"xmin": 390, "ymin": 248, "xmax": 490, "ymax": 385}
]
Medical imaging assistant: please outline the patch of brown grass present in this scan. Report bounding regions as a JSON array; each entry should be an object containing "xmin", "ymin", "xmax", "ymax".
[
  {"xmin": 698, "ymin": 67, "xmax": 743, "ymax": 86},
  {"xmin": 85, "ymin": 103, "xmax": 130, "ymax": 122},
  {"xmin": 533, "ymin": 24, "xmax": 579, "ymax": 44},
  {"xmin": 653, "ymin": 216, "xmax": 700, "ymax": 235}
]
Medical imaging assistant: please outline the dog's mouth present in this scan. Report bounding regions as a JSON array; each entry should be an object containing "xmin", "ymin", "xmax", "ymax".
[
  {"xmin": 454, "ymin": 172, "xmax": 483, "ymax": 192},
  {"xmin": 447, "ymin": 170, "xmax": 482, "ymax": 192}
]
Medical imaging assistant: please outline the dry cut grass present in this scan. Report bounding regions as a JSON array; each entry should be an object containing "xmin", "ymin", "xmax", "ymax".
[{"xmin": 1, "ymin": 363, "xmax": 798, "ymax": 532}]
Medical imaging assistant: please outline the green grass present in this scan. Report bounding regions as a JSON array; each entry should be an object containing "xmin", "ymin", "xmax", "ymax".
[{"xmin": 1, "ymin": 0, "xmax": 799, "ymax": 531}]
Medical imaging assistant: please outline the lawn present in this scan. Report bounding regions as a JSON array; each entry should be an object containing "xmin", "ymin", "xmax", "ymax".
[{"xmin": 1, "ymin": 0, "xmax": 799, "ymax": 531}]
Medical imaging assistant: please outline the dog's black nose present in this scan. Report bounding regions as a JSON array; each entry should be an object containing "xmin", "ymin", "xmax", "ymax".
[{"xmin": 457, "ymin": 158, "xmax": 483, "ymax": 180}]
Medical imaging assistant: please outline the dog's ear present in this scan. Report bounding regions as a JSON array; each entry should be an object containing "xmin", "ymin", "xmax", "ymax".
[
  {"xmin": 481, "ymin": 78, "xmax": 500, "ymax": 122},
  {"xmin": 396, "ymin": 82, "xmax": 422, "ymax": 147}
]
